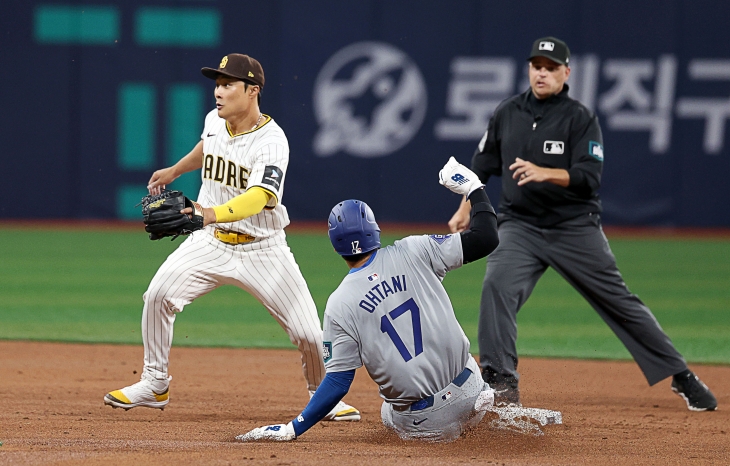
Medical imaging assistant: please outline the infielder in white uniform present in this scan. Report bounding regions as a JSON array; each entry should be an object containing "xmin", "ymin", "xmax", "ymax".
[
  {"xmin": 236, "ymin": 158, "xmax": 502, "ymax": 443},
  {"xmin": 104, "ymin": 53, "xmax": 360, "ymax": 422}
]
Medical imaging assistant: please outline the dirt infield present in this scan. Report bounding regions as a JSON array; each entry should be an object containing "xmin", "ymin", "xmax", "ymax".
[{"xmin": 0, "ymin": 341, "xmax": 727, "ymax": 465}]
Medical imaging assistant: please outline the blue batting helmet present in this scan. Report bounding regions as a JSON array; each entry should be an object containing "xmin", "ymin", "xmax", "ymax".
[{"xmin": 328, "ymin": 200, "xmax": 381, "ymax": 256}]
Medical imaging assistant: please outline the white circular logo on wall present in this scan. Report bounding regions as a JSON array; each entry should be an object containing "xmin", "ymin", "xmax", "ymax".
[{"xmin": 313, "ymin": 41, "xmax": 428, "ymax": 158}]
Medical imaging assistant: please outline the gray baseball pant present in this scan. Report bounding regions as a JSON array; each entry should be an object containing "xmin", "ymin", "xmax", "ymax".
[
  {"xmin": 381, "ymin": 357, "xmax": 492, "ymax": 442},
  {"xmin": 478, "ymin": 213, "xmax": 687, "ymax": 386}
]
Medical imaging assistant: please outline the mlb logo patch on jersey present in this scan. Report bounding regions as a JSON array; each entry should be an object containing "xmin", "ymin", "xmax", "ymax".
[
  {"xmin": 589, "ymin": 141, "xmax": 604, "ymax": 161},
  {"xmin": 429, "ymin": 234, "xmax": 451, "ymax": 245},
  {"xmin": 442, "ymin": 391, "xmax": 452, "ymax": 401},
  {"xmin": 543, "ymin": 141, "xmax": 564, "ymax": 155},
  {"xmin": 262, "ymin": 165, "xmax": 283, "ymax": 190},
  {"xmin": 367, "ymin": 273, "xmax": 379, "ymax": 282},
  {"xmin": 323, "ymin": 341, "xmax": 332, "ymax": 363}
]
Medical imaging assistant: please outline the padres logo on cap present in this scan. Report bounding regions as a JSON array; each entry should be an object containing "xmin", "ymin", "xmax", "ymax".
[
  {"xmin": 248, "ymin": 71, "xmax": 254, "ymax": 77},
  {"xmin": 220, "ymin": 56, "xmax": 228, "ymax": 68}
]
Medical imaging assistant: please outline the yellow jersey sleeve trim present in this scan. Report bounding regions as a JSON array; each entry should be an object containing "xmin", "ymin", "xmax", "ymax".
[
  {"xmin": 225, "ymin": 114, "xmax": 272, "ymax": 137},
  {"xmin": 211, "ymin": 187, "xmax": 272, "ymax": 223}
]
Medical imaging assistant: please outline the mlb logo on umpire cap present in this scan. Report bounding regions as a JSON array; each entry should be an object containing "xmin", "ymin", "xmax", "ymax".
[
  {"xmin": 539, "ymin": 41, "xmax": 555, "ymax": 51},
  {"xmin": 528, "ymin": 36, "xmax": 571, "ymax": 65}
]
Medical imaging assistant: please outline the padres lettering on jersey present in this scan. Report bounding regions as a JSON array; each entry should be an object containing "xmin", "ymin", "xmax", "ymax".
[
  {"xmin": 198, "ymin": 110, "xmax": 290, "ymax": 239},
  {"xmin": 202, "ymin": 154, "xmax": 251, "ymax": 189}
]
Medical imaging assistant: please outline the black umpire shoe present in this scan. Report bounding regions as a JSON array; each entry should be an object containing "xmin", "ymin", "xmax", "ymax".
[
  {"xmin": 671, "ymin": 370, "xmax": 717, "ymax": 411},
  {"xmin": 482, "ymin": 369, "xmax": 521, "ymax": 406}
]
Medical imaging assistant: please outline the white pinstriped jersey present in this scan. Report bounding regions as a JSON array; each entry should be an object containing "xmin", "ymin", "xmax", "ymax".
[
  {"xmin": 197, "ymin": 109, "xmax": 290, "ymax": 239},
  {"xmin": 139, "ymin": 110, "xmax": 327, "ymax": 392}
]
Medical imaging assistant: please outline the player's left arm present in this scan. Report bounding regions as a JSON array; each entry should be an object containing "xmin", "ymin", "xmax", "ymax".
[
  {"xmin": 208, "ymin": 187, "xmax": 272, "ymax": 223},
  {"xmin": 180, "ymin": 187, "xmax": 272, "ymax": 226}
]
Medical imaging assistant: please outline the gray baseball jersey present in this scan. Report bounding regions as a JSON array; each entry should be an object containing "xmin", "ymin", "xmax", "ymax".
[{"xmin": 323, "ymin": 234, "xmax": 471, "ymax": 408}]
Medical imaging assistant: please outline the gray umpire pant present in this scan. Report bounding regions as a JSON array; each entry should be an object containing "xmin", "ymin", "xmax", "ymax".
[{"xmin": 478, "ymin": 213, "xmax": 687, "ymax": 386}]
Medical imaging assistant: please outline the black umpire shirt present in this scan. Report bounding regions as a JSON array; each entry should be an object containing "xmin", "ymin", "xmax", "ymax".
[{"xmin": 471, "ymin": 84, "xmax": 604, "ymax": 227}]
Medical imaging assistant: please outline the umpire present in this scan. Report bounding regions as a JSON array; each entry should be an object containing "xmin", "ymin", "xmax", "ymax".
[{"xmin": 448, "ymin": 36, "xmax": 717, "ymax": 411}]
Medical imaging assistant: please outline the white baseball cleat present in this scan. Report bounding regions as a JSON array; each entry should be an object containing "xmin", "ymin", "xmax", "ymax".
[
  {"xmin": 104, "ymin": 373, "xmax": 171, "ymax": 410},
  {"xmin": 322, "ymin": 400, "xmax": 361, "ymax": 421}
]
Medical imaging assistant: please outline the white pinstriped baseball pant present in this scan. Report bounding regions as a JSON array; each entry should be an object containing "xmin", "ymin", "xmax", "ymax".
[{"xmin": 141, "ymin": 228, "xmax": 325, "ymax": 391}]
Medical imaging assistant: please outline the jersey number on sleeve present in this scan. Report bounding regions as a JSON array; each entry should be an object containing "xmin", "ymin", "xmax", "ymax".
[{"xmin": 380, "ymin": 298, "xmax": 423, "ymax": 362}]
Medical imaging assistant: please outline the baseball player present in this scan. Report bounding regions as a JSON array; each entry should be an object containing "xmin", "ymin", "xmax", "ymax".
[
  {"xmin": 236, "ymin": 158, "xmax": 501, "ymax": 443},
  {"xmin": 104, "ymin": 53, "xmax": 360, "ymax": 421}
]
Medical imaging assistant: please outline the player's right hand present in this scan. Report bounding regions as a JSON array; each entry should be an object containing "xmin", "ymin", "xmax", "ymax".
[
  {"xmin": 147, "ymin": 167, "xmax": 179, "ymax": 195},
  {"xmin": 235, "ymin": 422, "xmax": 296, "ymax": 442},
  {"xmin": 439, "ymin": 157, "xmax": 484, "ymax": 197}
]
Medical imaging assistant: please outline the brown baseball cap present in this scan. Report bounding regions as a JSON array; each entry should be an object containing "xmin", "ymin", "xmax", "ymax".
[
  {"xmin": 201, "ymin": 53, "xmax": 265, "ymax": 87},
  {"xmin": 528, "ymin": 37, "xmax": 570, "ymax": 66}
]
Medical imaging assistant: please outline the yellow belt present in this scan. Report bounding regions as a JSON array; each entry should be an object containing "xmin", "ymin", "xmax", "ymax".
[{"xmin": 214, "ymin": 229, "xmax": 256, "ymax": 245}]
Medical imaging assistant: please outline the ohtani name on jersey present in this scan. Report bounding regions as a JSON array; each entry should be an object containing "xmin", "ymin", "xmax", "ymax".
[
  {"xmin": 202, "ymin": 154, "xmax": 251, "ymax": 188},
  {"xmin": 358, "ymin": 275, "xmax": 407, "ymax": 313}
]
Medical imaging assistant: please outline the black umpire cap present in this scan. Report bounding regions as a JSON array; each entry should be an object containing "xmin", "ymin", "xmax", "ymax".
[
  {"xmin": 201, "ymin": 53, "xmax": 265, "ymax": 88},
  {"xmin": 528, "ymin": 37, "xmax": 570, "ymax": 66}
]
